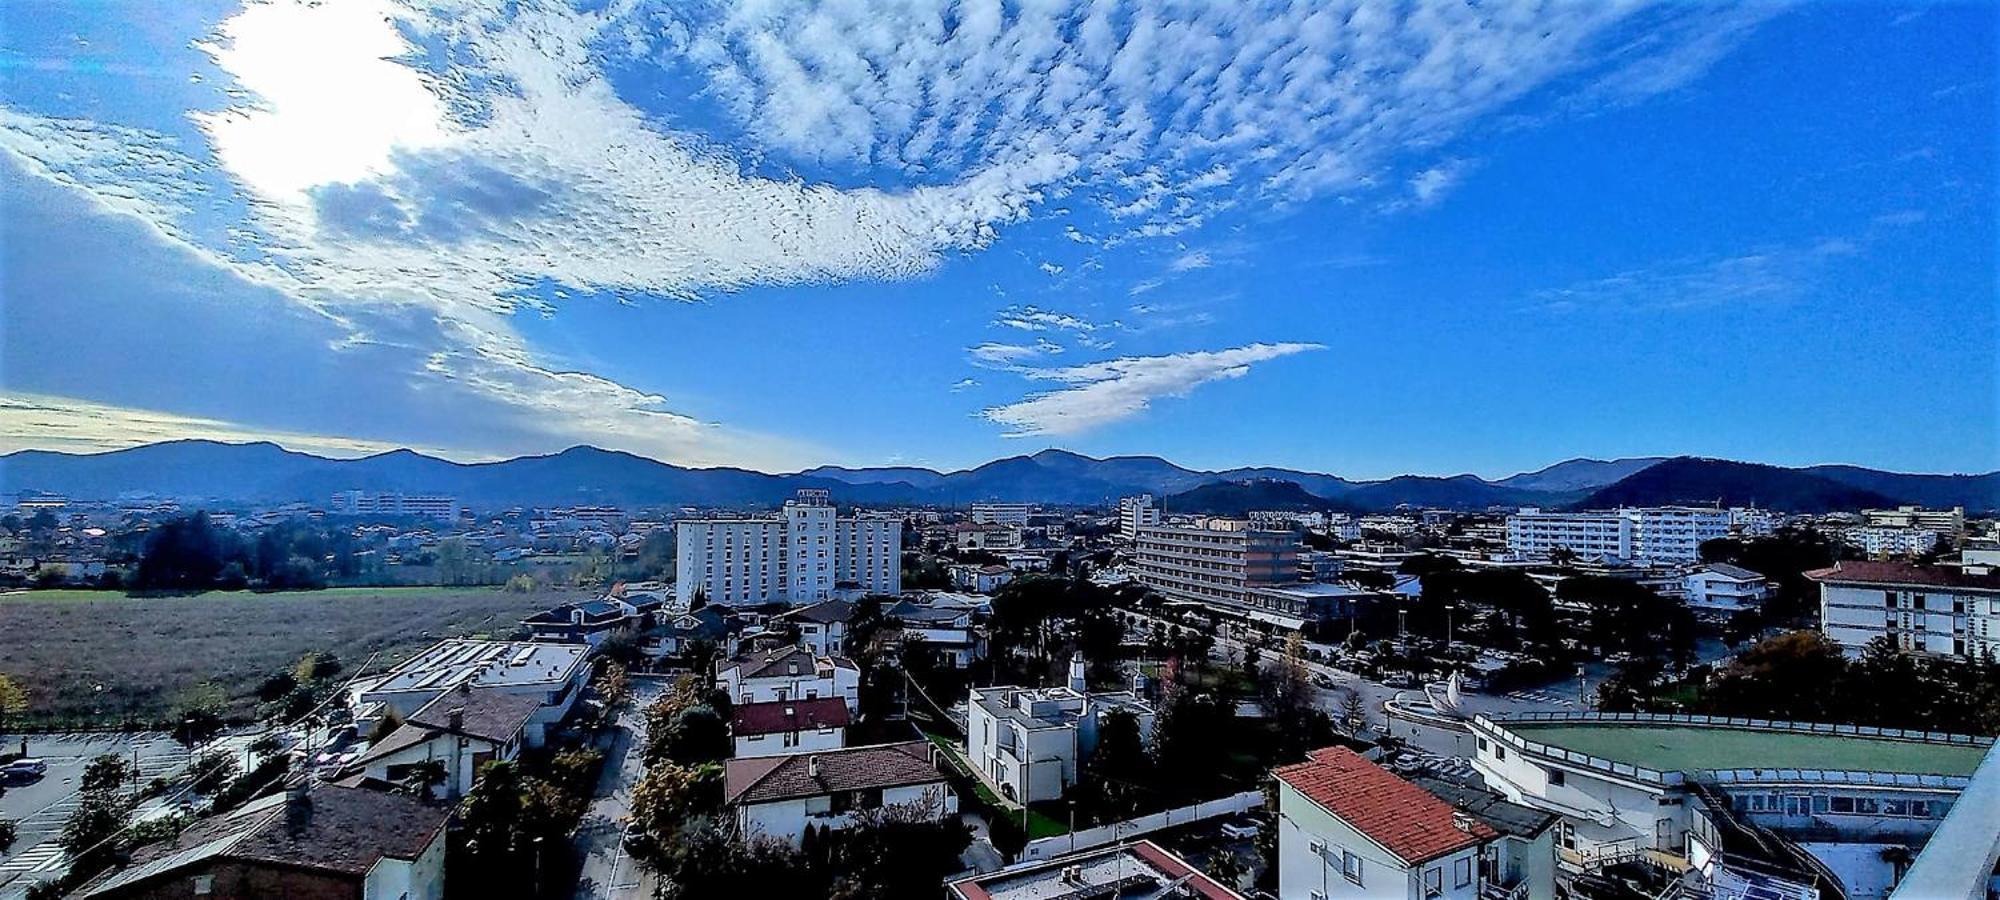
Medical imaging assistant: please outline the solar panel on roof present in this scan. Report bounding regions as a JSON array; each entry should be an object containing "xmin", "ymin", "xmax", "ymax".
[
  {"xmin": 410, "ymin": 669, "xmax": 450, "ymax": 691},
  {"xmin": 509, "ymin": 647, "xmax": 537, "ymax": 667}
]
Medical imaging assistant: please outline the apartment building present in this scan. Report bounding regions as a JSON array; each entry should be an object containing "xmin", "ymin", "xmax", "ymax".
[
  {"xmin": 1118, "ymin": 493, "xmax": 1161, "ymax": 540},
  {"xmin": 1811, "ymin": 560, "xmax": 2000, "ymax": 660},
  {"xmin": 1864, "ymin": 505, "xmax": 1966, "ymax": 538},
  {"xmin": 1132, "ymin": 521, "xmax": 1302, "ymax": 619},
  {"xmin": 1837, "ymin": 526, "xmax": 1940, "ymax": 557},
  {"xmin": 1505, "ymin": 507, "xmax": 1728, "ymax": 564},
  {"xmin": 969, "ymin": 502, "xmax": 1031, "ymax": 525},
  {"xmin": 674, "ymin": 489, "xmax": 901, "ymax": 607},
  {"xmin": 328, "ymin": 490, "xmax": 459, "ymax": 522}
]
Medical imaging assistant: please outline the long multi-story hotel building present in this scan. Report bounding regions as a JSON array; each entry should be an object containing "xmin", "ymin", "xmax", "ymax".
[
  {"xmin": 1505, "ymin": 506, "xmax": 1729, "ymax": 564},
  {"xmin": 675, "ymin": 489, "xmax": 901, "ymax": 607},
  {"xmin": 969, "ymin": 502, "xmax": 1031, "ymax": 526},
  {"xmin": 1132, "ymin": 522, "xmax": 1301, "ymax": 618},
  {"xmin": 1811, "ymin": 560, "xmax": 2000, "ymax": 660},
  {"xmin": 328, "ymin": 490, "xmax": 459, "ymax": 522}
]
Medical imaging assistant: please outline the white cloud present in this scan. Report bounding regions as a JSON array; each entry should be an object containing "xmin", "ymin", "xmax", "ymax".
[
  {"xmin": 1527, "ymin": 239, "xmax": 1859, "ymax": 314},
  {"xmin": 1406, "ymin": 160, "xmax": 1472, "ymax": 208},
  {"xmin": 0, "ymin": 392, "xmax": 479, "ymax": 460},
  {"xmin": 982, "ymin": 342, "xmax": 1322, "ymax": 437},
  {"xmin": 651, "ymin": 1, "xmax": 1780, "ymax": 237},
  {"xmin": 1169, "ymin": 250, "xmax": 1211, "ymax": 272},
  {"xmin": 949, "ymin": 378, "xmax": 978, "ymax": 393},
  {"xmin": 1128, "ymin": 278, "xmax": 1164, "ymax": 296},
  {"xmin": 1038, "ymin": 261, "xmax": 1064, "ymax": 276}
]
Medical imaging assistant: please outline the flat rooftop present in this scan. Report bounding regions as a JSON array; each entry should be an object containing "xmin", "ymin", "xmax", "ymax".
[
  {"xmin": 364, "ymin": 638, "xmax": 587, "ymax": 695},
  {"xmin": 1508, "ymin": 722, "xmax": 1988, "ymax": 777}
]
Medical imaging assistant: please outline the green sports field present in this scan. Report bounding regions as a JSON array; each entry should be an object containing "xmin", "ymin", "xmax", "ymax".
[{"xmin": 1508, "ymin": 722, "xmax": 1988, "ymax": 777}]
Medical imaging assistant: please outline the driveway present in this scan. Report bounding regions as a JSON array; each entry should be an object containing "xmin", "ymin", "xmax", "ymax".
[{"xmin": 571, "ymin": 677, "xmax": 669, "ymax": 900}]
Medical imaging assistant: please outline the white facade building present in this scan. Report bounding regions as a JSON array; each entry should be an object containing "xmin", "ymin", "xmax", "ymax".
[
  {"xmin": 1506, "ymin": 507, "xmax": 1729, "ymax": 564},
  {"xmin": 1683, "ymin": 563, "xmax": 1772, "ymax": 614},
  {"xmin": 1863, "ymin": 506, "xmax": 1966, "ymax": 537},
  {"xmin": 328, "ymin": 490, "xmax": 459, "ymax": 521},
  {"xmin": 1274, "ymin": 746, "xmax": 1542, "ymax": 900},
  {"xmin": 675, "ymin": 490, "xmax": 901, "ymax": 607},
  {"xmin": 725, "ymin": 741, "xmax": 956, "ymax": 845},
  {"xmin": 716, "ymin": 645, "xmax": 862, "ymax": 712},
  {"xmin": 964, "ymin": 658, "xmax": 1155, "ymax": 804},
  {"xmin": 1118, "ymin": 494, "xmax": 1161, "ymax": 540},
  {"xmin": 1812, "ymin": 560, "xmax": 2000, "ymax": 660},
  {"xmin": 1837, "ymin": 526, "xmax": 1941, "ymax": 557},
  {"xmin": 969, "ymin": 502, "xmax": 1032, "ymax": 525},
  {"xmin": 730, "ymin": 697, "xmax": 848, "ymax": 759}
]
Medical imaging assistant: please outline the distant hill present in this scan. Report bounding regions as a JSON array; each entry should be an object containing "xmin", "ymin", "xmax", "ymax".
[
  {"xmin": 1164, "ymin": 480, "xmax": 1340, "ymax": 516},
  {"xmin": 3, "ymin": 441, "xmax": 1991, "ymax": 514},
  {"xmin": 1800, "ymin": 465, "xmax": 2000, "ymax": 513},
  {"xmin": 1342, "ymin": 475, "xmax": 1557, "ymax": 511},
  {"xmin": 1574, "ymin": 458, "xmax": 1900, "ymax": 513},
  {"xmin": 1495, "ymin": 457, "xmax": 1667, "ymax": 493}
]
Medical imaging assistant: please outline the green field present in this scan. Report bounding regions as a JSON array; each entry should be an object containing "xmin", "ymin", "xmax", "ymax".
[
  {"xmin": 1509, "ymin": 722, "xmax": 1989, "ymax": 777},
  {"xmin": 0, "ymin": 586, "xmax": 586, "ymax": 728}
]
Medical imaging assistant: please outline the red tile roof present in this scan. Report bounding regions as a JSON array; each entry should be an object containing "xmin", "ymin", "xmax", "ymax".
[
  {"xmin": 730, "ymin": 697, "xmax": 850, "ymax": 736},
  {"xmin": 1807, "ymin": 560, "xmax": 2000, "ymax": 592},
  {"xmin": 1274, "ymin": 746, "xmax": 1496, "ymax": 865}
]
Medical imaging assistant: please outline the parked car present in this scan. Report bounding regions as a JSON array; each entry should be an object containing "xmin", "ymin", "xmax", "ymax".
[
  {"xmin": 1218, "ymin": 819, "xmax": 1260, "ymax": 840},
  {"xmin": 4, "ymin": 758, "xmax": 48, "ymax": 776}
]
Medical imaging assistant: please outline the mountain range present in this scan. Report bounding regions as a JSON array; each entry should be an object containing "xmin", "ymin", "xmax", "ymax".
[{"xmin": 1, "ymin": 441, "xmax": 1995, "ymax": 514}]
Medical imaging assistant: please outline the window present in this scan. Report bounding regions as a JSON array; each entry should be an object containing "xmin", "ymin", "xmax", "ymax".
[
  {"xmin": 192, "ymin": 875, "xmax": 214, "ymax": 895},
  {"xmin": 783, "ymin": 731, "xmax": 799, "ymax": 747},
  {"xmin": 1341, "ymin": 850, "xmax": 1363, "ymax": 885},
  {"xmin": 1424, "ymin": 866, "xmax": 1443, "ymax": 896},
  {"xmin": 1547, "ymin": 767, "xmax": 1565, "ymax": 786},
  {"xmin": 1455, "ymin": 856, "xmax": 1473, "ymax": 888}
]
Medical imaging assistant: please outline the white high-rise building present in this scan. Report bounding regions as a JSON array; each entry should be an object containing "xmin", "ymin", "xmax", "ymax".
[
  {"xmin": 968, "ymin": 502, "xmax": 1031, "ymax": 526},
  {"xmin": 1863, "ymin": 505, "xmax": 1966, "ymax": 538},
  {"xmin": 675, "ymin": 490, "xmax": 900, "ymax": 607},
  {"xmin": 1117, "ymin": 494, "xmax": 1160, "ymax": 540},
  {"xmin": 1505, "ymin": 506, "xmax": 1728, "ymax": 564},
  {"xmin": 328, "ymin": 490, "xmax": 459, "ymax": 522},
  {"xmin": 1812, "ymin": 560, "xmax": 2000, "ymax": 660}
]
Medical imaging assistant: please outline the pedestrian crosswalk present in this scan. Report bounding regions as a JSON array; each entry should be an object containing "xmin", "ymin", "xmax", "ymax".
[
  {"xmin": 0, "ymin": 843, "xmax": 66, "ymax": 878},
  {"xmin": 1504, "ymin": 689, "xmax": 1575, "ymax": 707}
]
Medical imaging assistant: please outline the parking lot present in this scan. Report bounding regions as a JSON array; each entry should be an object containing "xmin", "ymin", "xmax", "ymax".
[{"xmin": 0, "ymin": 732, "xmax": 191, "ymax": 899}]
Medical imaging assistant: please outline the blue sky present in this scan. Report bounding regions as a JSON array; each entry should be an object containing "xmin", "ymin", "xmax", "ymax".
[{"xmin": 0, "ymin": 0, "xmax": 1992, "ymax": 479}]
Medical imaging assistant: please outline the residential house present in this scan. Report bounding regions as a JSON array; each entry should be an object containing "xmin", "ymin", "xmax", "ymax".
[
  {"xmin": 949, "ymin": 563, "xmax": 1016, "ymax": 593},
  {"xmin": 519, "ymin": 599, "xmax": 630, "ymax": 645},
  {"xmin": 642, "ymin": 606, "xmax": 734, "ymax": 662},
  {"xmin": 724, "ymin": 741, "xmax": 957, "ymax": 845},
  {"xmin": 1274, "ymin": 746, "xmax": 1500, "ymax": 900},
  {"xmin": 730, "ymin": 697, "xmax": 849, "ymax": 759},
  {"xmin": 1683, "ymin": 563, "xmax": 1772, "ymax": 614},
  {"xmin": 947, "ymin": 839, "xmax": 1246, "ymax": 899},
  {"xmin": 884, "ymin": 597, "xmax": 985, "ymax": 669},
  {"xmin": 72, "ymin": 784, "xmax": 449, "ymax": 900},
  {"xmin": 1408, "ymin": 776, "xmax": 1559, "ymax": 900},
  {"xmin": 715, "ymin": 645, "xmax": 861, "ymax": 713},
  {"xmin": 344, "ymin": 685, "xmax": 543, "ymax": 798},
  {"xmin": 779, "ymin": 598, "xmax": 856, "ymax": 656},
  {"xmin": 965, "ymin": 656, "xmax": 1156, "ymax": 804}
]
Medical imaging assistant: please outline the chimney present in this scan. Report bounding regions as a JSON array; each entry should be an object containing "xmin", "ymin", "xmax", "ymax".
[
  {"xmin": 285, "ymin": 784, "xmax": 313, "ymax": 837},
  {"xmin": 807, "ymin": 756, "xmax": 821, "ymax": 779},
  {"xmin": 1452, "ymin": 811, "xmax": 1474, "ymax": 833},
  {"xmin": 1067, "ymin": 651, "xmax": 1087, "ymax": 692},
  {"xmin": 447, "ymin": 707, "xmax": 465, "ymax": 732}
]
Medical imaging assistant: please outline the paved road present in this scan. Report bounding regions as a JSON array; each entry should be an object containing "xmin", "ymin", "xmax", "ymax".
[
  {"xmin": 572, "ymin": 677, "xmax": 668, "ymax": 900},
  {"xmin": 0, "ymin": 732, "xmax": 191, "ymax": 899}
]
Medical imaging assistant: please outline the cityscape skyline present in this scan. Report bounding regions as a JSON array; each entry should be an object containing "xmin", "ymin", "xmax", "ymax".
[{"xmin": 2, "ymin": 1, "xmax": 1994, "ymax": 480}]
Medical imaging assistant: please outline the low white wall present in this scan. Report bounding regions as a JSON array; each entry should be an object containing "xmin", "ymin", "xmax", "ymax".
[{"xmin": 1017, "ymin": 790, "xmax": 1263, "ymax": 862}]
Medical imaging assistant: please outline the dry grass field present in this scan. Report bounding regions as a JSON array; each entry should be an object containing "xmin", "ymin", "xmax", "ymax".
[{"xmin": 0, "ymin": 587, "xmax": 588, "ymax": 728}]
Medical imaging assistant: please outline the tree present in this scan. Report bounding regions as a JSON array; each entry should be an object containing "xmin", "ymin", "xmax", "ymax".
[
  {"xmin": 80, "ymin": 754, "xmax": 133, "ymax": 793},
  {"xmin": 661, "ymin": 705, "xmax": 731, "ymax": 765},
  {"xmin": 187, "ymin": 751, "xmax": 239, "ymax": 794},
  {"xmin": 172, "ymin": 682, "xmax": 229, "ymax": 747},
  {"xmin": 0, "ymin": 817, "xmax": 16, "ymax": 854},
  {"xmin": 0, "ymin": 675, "xmax": 27, "ymax": 737},
  {"xmin": 820, "ymin": 800, "xmax": 973, "ymax": 900},
  {"xmin": 1336, "ymin": 687, "xmax": 1369, "ymax": 735},
  {"xmin": 59, "ymin": 788, "xmax": 133, "ymax": 881},
  {"xmin": 1150, "ymin": 686, "xmax": 1233, "ymax": 799},
  {"xmin": 656, "ymin": 816, "xmax": 814, "ymax": 900},
  {"xmin": 629, "ymin": 761, "xmax": 720, "ymax": 859},
  {"xmin": 1085, "ymin": 709, "xmax": 1151, "ymax": 818}
]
